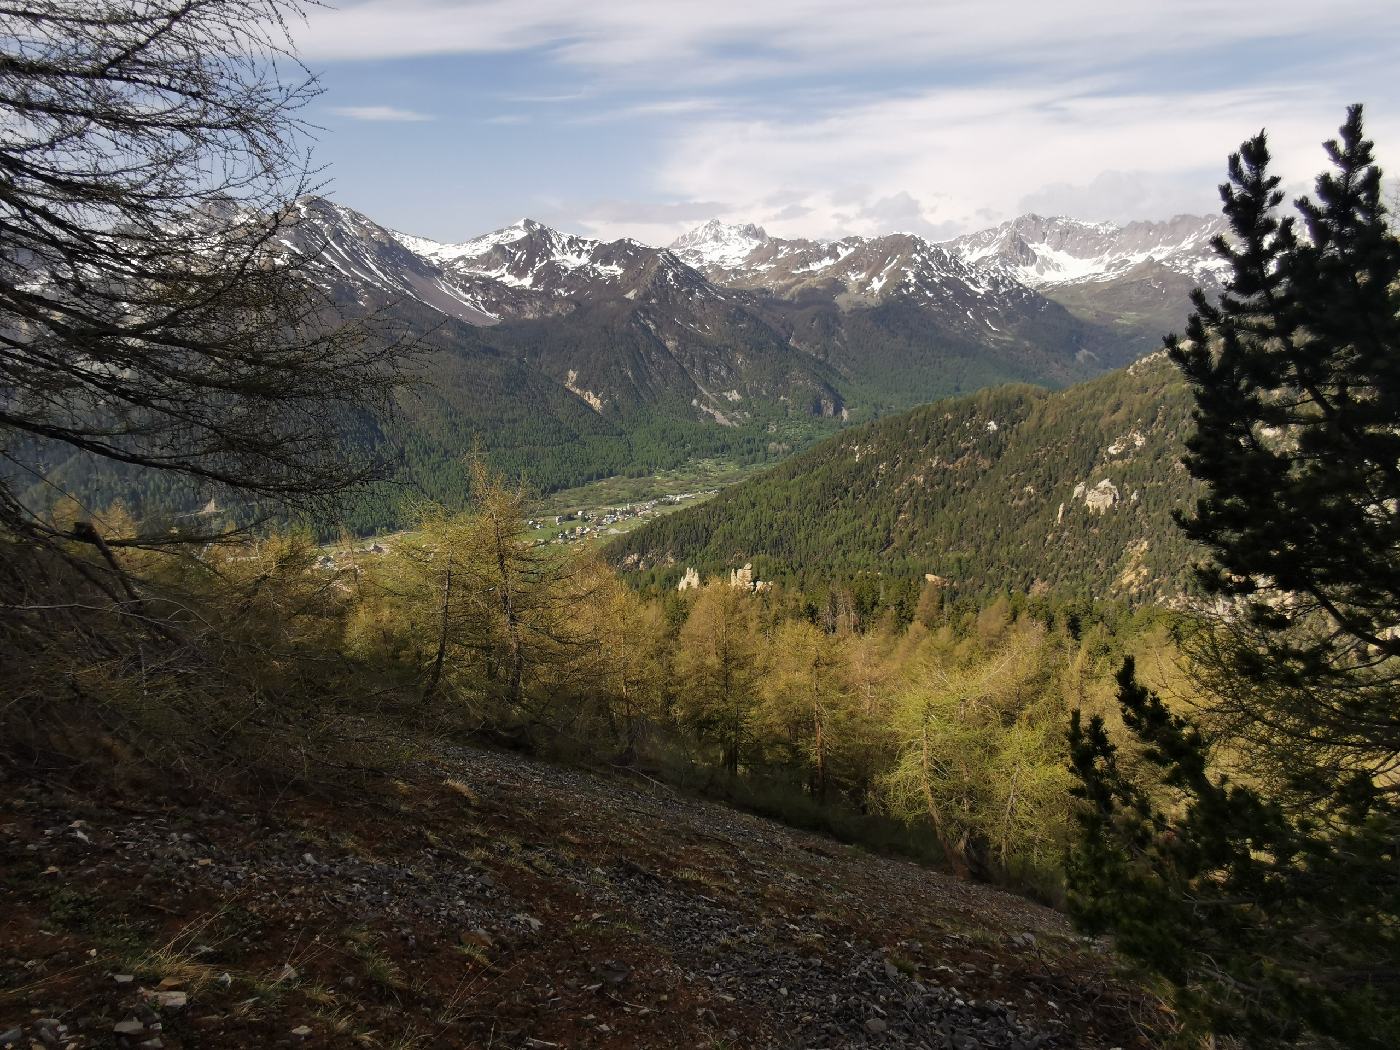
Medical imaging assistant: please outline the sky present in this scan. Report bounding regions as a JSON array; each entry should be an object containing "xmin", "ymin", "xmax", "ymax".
[{"xmin": 289, "ymin": 0, "xmax": 1400, "ymax": 246}]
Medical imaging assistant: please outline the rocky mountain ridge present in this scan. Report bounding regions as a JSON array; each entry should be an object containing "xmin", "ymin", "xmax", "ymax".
[
  {"xmin": 947, "ymin": 213, "xmax": 1228, "ymax": 289},
  {"xmin": 669, "ymin": 212, "xmax": 1225, "ymax": 357},
  {"xmin": 282, "ymin": 197, "xmax": 1140, "ymax": 426}
]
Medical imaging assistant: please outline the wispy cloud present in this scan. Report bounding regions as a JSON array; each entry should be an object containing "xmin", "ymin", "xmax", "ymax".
[
  {"xmin": 299, "ymin": 1, "xmax": 1400, "ymax": 242},
  {"xmin": 573, "ymin": 97, "xmax": 725, "ymax": 124},
  {"xmin": 298, "ymin": 1, "xmax": 1396, "ymax": 81},
  {"xmin": 590, "ymin": 83, "xmax": 1400, "ymax": 243},
  {"xmin": 329, "ymin": 105, "xmax": 435, "ymax": 122}
]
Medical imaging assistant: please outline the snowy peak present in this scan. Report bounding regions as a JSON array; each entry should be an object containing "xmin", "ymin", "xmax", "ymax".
[
  {"xmin": 670, "ymin": 220, "xmax": 772, "ymax": 270},
  {"xmin": 286, "ymin": 196, "xmax": 503, "ymax": 325},
  {"xmin": 668, "ymin": 222, "xmax": 1038, "ymax": 332},
  {"xmin": 950, "ymin": 213, "xmax": 1229, "ymax": 289},
  {"xmin": 288, "ymin": 199, "xmax": 738, "ymax": 329}
]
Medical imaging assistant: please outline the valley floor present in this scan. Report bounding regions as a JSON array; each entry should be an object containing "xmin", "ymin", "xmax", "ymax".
[{"xmin": 2, "ymin": 744, "xmax": 1159, "ymax": 1049}]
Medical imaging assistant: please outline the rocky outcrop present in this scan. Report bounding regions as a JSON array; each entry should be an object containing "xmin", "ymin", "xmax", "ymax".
[{"xmin": 1072, "ymin": 479, "xmax": 1121, "ymax": 514}]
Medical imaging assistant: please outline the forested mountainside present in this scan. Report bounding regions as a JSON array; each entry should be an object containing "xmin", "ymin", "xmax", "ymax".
[
  {"xmin": 11, "ymin": 200, "xmax": 1210, "ymax": 534},
  {"xmin": 609, "ymin": 353, "xmax": 1199, "ymax": 603}
]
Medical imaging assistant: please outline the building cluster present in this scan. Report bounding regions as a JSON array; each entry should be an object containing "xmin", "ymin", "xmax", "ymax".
[{"xmin": 549, "ymin": 490, "xmax": 713, "ymax": 544}]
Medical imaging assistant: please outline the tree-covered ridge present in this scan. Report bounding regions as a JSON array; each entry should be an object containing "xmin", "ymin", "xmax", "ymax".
[{"xmin": 609, "ymin": 354, "xmax": 1200, "ymax": 603}]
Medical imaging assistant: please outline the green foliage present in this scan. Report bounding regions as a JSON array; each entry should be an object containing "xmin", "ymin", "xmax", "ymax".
[
  {"xmin": 2, "ymin": 517, "xmax": 411, "ymax": 788},
  {"xmin": 883, "ymin": 620, "xmax": 1076, "ymax": 883},
  {"xmin": 674, "ymin": 582, "xmax": 762, "ymax": 775},
  {"xmin": 8, "ymin": 463, "xmax": 1158, "ymax": 904},
  {"xmin": 1069, "ymin": 659, "xmax": 1399, "ymax": 1047},
  {"xmin": 1068, "ymin": 107, "xmax": 1400, "ymax": 1049}
]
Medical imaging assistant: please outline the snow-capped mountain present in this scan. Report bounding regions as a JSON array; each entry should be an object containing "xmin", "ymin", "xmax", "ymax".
[
  {"xmin": 391, "ymin": 219, "xmax": 718, "ymax": 320},
  {"xmin": 289, "ymin": 199, "xmax": 728, "ymax": 328},
  {"xmin": 669, "ymin": 222, "xmax": 1065, "ymax": 345},
  {"xmin": 285, "ymin": 197, "xmax": 502, "ymax": 324},
  {"xmin": 286, "ymin": 197, "xmax": 845, "ymax": 424},
  {"xmin": 281, "ymin": 197, "xmax": 1175, "ymax": 443},
  {"xmin": 670, "ymin": 220, "xmax": 772, "ymax": 270},
  {"xmin": 948, "ymin": 213, "xmax": 1229, "ymax": 289},
  {"xmin": 666, "ymin": 219, "xmax": 1149, "ymax": 388},
  {"xmin": 942, "ymin": 213, "xmax": 1229, "ymax": 349},
  {"xmin": 31, "ymin": 197, "xmax": 1208, "ymax": 526},
  {"xmin": 671, "ymin": 221, "xmax": 1024, "ymax": 299},
  {"xmin": 670, "ymin": 212, "xmax": 1226, "ymax": 356}
]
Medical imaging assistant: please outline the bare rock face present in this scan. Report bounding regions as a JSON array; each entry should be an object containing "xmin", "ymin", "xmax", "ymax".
[
  {"xmin": 1082, "ymin": 479, "xmax": 1120, "ymax": 514},
  {"xmin": 677, "ymin": 567, "xmax": 701, "ymax": 591},
  {"xmin": 949, "ymin": 212, "xmax": 1228, "ymax": 290}
]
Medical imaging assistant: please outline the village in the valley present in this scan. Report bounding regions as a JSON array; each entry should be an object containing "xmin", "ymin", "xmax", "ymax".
[{"xmin": 531, "ymin": 489, "xmax": 714, "ymax": 545}]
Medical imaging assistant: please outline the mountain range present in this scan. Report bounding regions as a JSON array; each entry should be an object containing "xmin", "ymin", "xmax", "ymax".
[
  {"xmin": 13, "ymin": 199, "xmax": 1225, "ymax": 532},
  {"xmin": 286, "ymin": 198, "xmax": 1223, "ymax": 424}
]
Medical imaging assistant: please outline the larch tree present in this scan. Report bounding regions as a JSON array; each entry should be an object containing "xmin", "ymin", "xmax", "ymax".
[
  {"xmin": 0, "ymin": 1, "xmax": 410, "ymax": 551},
  {"xmin": 0, "ymin": 2, "xmax": 413, "ymax": 767},
  {"xmin": 758, "ymin": 620, "xmax": 849, "ymax": 800},
  {"xmin": 674, "ymin": 580, "xmax": 760, "ymax": 776}
]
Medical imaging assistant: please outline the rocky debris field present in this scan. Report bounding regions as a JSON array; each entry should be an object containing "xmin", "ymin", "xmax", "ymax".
[{"xmin": 1, "ymin": 744, "xmax": 1160, "ymax": 1049}]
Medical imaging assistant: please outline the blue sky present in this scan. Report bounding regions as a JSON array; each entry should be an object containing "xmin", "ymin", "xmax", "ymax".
[{"xmin": 291, "ymin": 1, "xmax": 1400, "ymax": 245}]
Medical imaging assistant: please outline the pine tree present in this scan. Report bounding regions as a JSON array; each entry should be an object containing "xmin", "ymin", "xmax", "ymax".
[{"xmin": 1068, "ymin": 107, "xmax": 1400, "ymax": 1048}]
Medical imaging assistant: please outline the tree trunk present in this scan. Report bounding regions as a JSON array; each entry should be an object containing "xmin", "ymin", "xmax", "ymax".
[
  {"xmin": 494, "ymin": 531, "xmax": 523, "ymax": 708},
  {"xmin": 423, "ymin": 567, "xmax": 452, "ymax": 704}
]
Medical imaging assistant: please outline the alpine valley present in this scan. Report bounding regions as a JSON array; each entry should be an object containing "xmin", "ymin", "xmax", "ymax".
[
  {"xmin": 13, "ymin": 199, "xmax": 1225, "ymax": 536},
  {"xmin": 608, "ymin": 352, "xmax": 1199, "ymax": 607}
]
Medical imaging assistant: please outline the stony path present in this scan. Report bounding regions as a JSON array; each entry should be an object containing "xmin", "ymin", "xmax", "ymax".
[{"xmin": 1, "ymin": 744, "xmax": 1156, "ymax": 1048}]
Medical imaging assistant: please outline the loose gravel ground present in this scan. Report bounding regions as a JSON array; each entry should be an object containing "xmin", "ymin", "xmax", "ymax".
[{"xmin": 1, "ymin": 743, "xmax": 1159, "ymax": 1048}]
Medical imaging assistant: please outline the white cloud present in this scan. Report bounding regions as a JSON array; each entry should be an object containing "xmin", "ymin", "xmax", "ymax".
[
  {"xmin": 300, "ymin": 1, "xmax": 1400, "ymax": 241},
  {"xmin": 298, "ymin": 0, "xmax": 1396, "ymax": 80},
  {"xmin": 596, "ymin": 84, "xmax": 1400, "ymax": 242},
  {"xmin": 328, "ymin": 105, "xmax": 435, "ymax": 122}
]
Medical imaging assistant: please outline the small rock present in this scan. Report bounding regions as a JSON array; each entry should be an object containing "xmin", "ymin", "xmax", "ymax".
[
  {"xmin": 598, "ymin": 960, "xmax": 630, "ymax": 986},
  {"xmin": 113, "ymin": 1018, "xmax": 146, "ymax": 1036},
  {"xmin": 215, "ymin": 972, "xmax": 232, "ymax": 988},
  {"xmin": 460, "ymin": 928, "xmax": 494, "ymax": 950},
  {"xmin": 865, "ymin": 1017, "xmax": 888, "ymax": 1034},
  {"xmin": 274, "ymin": 963, "xmax": 298, "ymax": 983},
  {"xmin": 0, "ymin": 1027, "xmax": 22, "ymax": 1047},
  {"xmin": 113, "ymin": 974, "xmax": 135, "ymax": 985},
  {"xmin": 290, "ymin": 1025, "xmax": 313, "ymax": 1038},
  {"xmin": 155, "ymin": 991, "xmax": 187, "ymax": 1009},
  {"xmin": 514, "ymin": 913, "xmax": 543, "ymax": 933}
]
